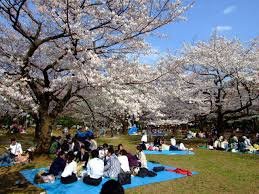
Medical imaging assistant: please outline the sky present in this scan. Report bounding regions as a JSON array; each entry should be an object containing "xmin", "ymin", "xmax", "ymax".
[{"xmin": 142, "ymin": 0, "xmax": 259, "ymax": 64}]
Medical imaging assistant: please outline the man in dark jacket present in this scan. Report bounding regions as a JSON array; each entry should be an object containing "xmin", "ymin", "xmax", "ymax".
[
  {"xmin": 49, "ymin": 151, "xmax": 66, "ymax": 176},
  {"xmin": 76, "ymin": 145, "xmax": 89, "ymax": 167}
]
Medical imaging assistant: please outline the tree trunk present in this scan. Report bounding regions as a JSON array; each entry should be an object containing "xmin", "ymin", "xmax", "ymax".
[
  {"xmin": 110, "ymin": 128, "xmax": 114, "ymax": 137},
  {"xmin": 35, "ymin": 113, "xmax": 55, "ymax": 153},
  {"xmin": 216, "ymin": 111, "xmax": 224, "ymax": 135},
  {"xmin": 34, "ymin": 117, "xmax": 41, "ymax": 139},
  {"xmin": 121, "ymin": 120, "xmax": 129, "ymax": 134}
]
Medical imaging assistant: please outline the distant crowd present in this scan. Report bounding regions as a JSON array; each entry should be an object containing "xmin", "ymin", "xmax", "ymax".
[{"xmin": 208, "ymin": 134, "xmax": 259, "ymax": 153}]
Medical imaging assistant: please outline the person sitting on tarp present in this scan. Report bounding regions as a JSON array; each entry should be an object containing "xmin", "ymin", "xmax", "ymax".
[
  {"xmin": 99, "ymin": 143, "xmax": 109, "ymax": 160},
  {"xmin": 117, "ymin": 144, "xmax": 124, "ymax": 153},
  {"xmin": 170, "ymin": 136, "xmax": 176, "ymax": 146},
  {"xmin": 49, "ymin": 136, "xmax": 61, "ymax": 154},
  {"xmin": 213, "ymin": 136, "xmax": 224, "ymax": 150},
  {"xmin": 125, "ymin": 150, "xmax": 139, "ymax": 169},
  {"xmin": 40, "ymin": 151, "xmax": 66, "ymax": 177},
  {"xmin": 10, "ymin": 123, "xmax": 19, "ymax": 134},
  {"xmin": 76, "ymin": 127, "xmax": 88, "ymax": 142},
  {"xmin": 136, "ymin": 145, "xmax": 147, "ymax": 168},
  {"xmin": 238, "ymin": 137, "xmax": 249, "ymax": 152},
  {"xmin": 229, "ymin": 135, "xmax": 239, "ymax": 152},
  {"xmin": 220, "ymin": 138, "xmax": 229, "ymax": 151},
  {"xmin": 89, "ymin": 136, "xmax": 97, "ymax": 151},
  {"xmin": 161, "ymin": 143, "xmax": 170, "ymax": 151},
  {"xmin": 49, "ymin": 151, "xmax": 66, "ymax": 176},
  {"xmin": 117, "ymin": 149, "xmax": 130, "ymax": 173},
  {"xmin": 70, "ymin": 138, "xmax": 81, "ymax": 155},
  {"xmin": 75, "ymin": 145, "xmax": 89, "ymax": 168},
  {"xmin": 104, "ymin": 147, "xmax": 121, "ymax": 179},
  {"xmin": 9, "ymin": 138, "xmax": 23, "ymax": 158},
  {"xmin": 83, "ymin": 149, "xmax": 104, "ymax": 186},
  {"xmin": 169, "ymin": 136, "xmax": 179, "ymax": 150},
  {"xmin": 61, "ymin": 140, "xmax": 70, "ymax": 153},
  {"xmin": 61, "ymin": 151, "xmax": 78, "ymax": 184},
  {"xmin": 243, "ymin": 136, "xmax": 252, "ymax": 147},
  {"xmin": 238, "ymin": 136, "xmax": 255, "ymax": 152},
  {"xmin": 153, "ymin": 137, "xmax": 161, "ymax": 147},
  {"xmin": 0, "ymin": 138, "xmax": 23, "ymax": 166},
  {"xmin": 85, "ymin": 129, "xmax": 94, "ymax": 138}
]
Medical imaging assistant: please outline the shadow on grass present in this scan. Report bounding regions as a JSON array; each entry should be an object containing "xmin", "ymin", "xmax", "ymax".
[{"xmin": 0, "ymin": 163, "xmax": 43, "ymax": 194}]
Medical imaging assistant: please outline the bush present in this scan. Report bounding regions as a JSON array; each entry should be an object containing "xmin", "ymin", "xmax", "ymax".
[{"xmin": 56, "ymin": 116, "xmax": 80, "ymax": 128}]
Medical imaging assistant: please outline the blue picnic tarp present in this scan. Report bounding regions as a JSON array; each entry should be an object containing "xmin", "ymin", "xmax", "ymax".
[
  {"xmin": 20, "ymin": 162, "xmax": 197, "ymax": 194},
  {"xmin": 128, "ymin": 125, "xmax": 138, "ymax": 135},
  {"xmin": 144, "ymin": 150, "xmax": 195, "ymax": 155}
]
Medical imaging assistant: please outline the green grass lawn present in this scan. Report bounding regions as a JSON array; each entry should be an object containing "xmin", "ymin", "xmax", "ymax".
[{"xmin": 0, "ymin": 131, "xmax": 258, "ymax": 194}]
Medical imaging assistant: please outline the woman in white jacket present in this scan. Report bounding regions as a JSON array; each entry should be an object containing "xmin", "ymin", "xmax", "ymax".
[
  {"xmin": 61, "ymin": 152, "xmax": 78, "ymax": 184},
  {"xmin": 136, "ymin": 145, "xmax": 147, "ymax": 168}
]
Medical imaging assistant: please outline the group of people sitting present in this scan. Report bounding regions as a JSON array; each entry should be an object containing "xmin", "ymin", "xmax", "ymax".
[
  {"xmin": 49, "ymin": 128, "xmax": 97, "ymax": 155},
  {"xmin": 35, "ymin": 127, "xmax": 149, "ymax": 187},
  {"xmin": 0, "ymin": 138, "xmax": 33, "ymax": 166},
  {"xmin": 9, "ymin": 123, "xmax": 26, "ymax": 134},
  {"xmin": 140, "ymin": 134, "xmax": 192, "ymax": 152},
  {"xmin": 208, "ymin": 135, "xmax": 259, "ymax": 153}
]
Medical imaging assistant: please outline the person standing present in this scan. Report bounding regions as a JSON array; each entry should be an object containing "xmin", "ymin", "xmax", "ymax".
[{"xmin": 141, "ymin": 131, "xmax": 148, "ymax": 143}]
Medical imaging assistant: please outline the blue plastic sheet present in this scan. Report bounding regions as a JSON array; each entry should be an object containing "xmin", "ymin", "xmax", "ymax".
[
  {"xmin": 20, "ymin": 162, "xmax": 197, "ymax": 194},
  {"xmin": 144, "ymin": 150, "xmax": 195, "ymax": 155},
  {"xmin": 0, "ymin": 162, "xmax": 13, "ymax": 167},
  {"xmin": 128, "ymin": 124, "xmax": 138, "ymax": 135}
]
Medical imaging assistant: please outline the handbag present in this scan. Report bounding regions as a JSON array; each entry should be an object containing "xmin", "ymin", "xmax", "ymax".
[
  {"xmin": 118, "ymin": 172, "xmax": 131, "ymax": 185},
  {"xmin": 153, "ymin": 166, "xmax": 165, "ymax": 172}
]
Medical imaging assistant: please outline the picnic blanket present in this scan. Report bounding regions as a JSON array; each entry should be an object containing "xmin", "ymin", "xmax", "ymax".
[
  {"xmin": 144, "ymin": 150, "xmax": 195, "ymax": 155},
  {"xmin": 128, "ymin": 124, "xmax": 138, "ymax": 135},
  {"xmin": 0, "ymin": 162, "xmax": 13, "ymax": 167},
  {"xmin": 20, "ymin": 162, "xmax": 197, "ymax": 194}
]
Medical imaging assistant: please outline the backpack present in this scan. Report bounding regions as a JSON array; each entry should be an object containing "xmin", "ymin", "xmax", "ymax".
[
  {"xmin": 152, "ymin": 166, "xmax": 165, "ymax": 172},
  {"xmin": 118, "ymin": 172, "xmax": 131, "ymax": 185},
  {"xmin": 137, "ymin": 168, "xmax": 157, "ymax": 178}
]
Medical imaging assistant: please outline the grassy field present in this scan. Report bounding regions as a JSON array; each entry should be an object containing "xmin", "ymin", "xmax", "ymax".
[{"xmin": 0, "ymin": 131, "xmax": 258, "ymax": 194}]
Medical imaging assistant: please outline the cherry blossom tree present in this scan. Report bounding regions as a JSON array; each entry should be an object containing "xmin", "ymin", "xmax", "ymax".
[
  {"xmin": 180, "ymin": 34, "xmax": 259, "ymax": 134},
  {"xmin": 64, "ymin": 60, "xmax": 166, "ymax": 134},
  {"xmin": 0, "ymin": 0, "xmax": 192, "ymax": 152}
]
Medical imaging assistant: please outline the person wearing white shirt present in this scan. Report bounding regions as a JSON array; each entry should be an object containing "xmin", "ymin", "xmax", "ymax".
[
  {"xmin": 243, "ymin": 136, "xmax": 252, "ymax": 147},
  {"xmin": 220, "ymin": 139, "xmax": 229, "ymax": 150},
  {"xmin": 83, "ymin": 149, "xmax": 104, "ymax": 186},
  {"xmin": 61, "ymin": 152, "xmax": 78, "ymax": 184},
  {"xmin": 118, "ymin": 149, "xmax": 130, "ymax": 173},
  {"xmin": 89, "ymin": 137, "xmax": 98, "ymax": 150},
  {"xmin": 99, "ymin": 143, "xmax": 108, "ymax": 160},
  {"xmin": 136, "ymin": 145, "xmax": 147, "ymax": 168},
  {"xmin": 179, "ymin": 142, "xmax": 188, "ymax": 151},
  {"xmin": 161, "ymin": 144, "xmax": 170, "ymax": 151},
  {"xmin": 170, "ymin": 136, "xmax": 176, "ymax": 146},
  {"xmin": 141, "ymin": 131, "xmax": 148, "ymax": 143},
  {"xmin": 9, "ymin": 138, "xmax": 23, "ymax": 157}
]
